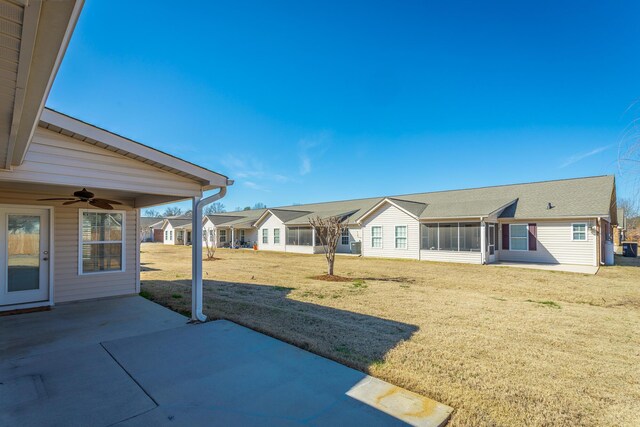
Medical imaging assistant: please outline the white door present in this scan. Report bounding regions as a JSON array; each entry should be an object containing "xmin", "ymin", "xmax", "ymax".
[
  {"xmin": 0, "ymin": 208, "xmax": 50, "ymax": 306},
  {"xmin": 488, "ymin": 223, "xmax": 496, "ymax": 263}
]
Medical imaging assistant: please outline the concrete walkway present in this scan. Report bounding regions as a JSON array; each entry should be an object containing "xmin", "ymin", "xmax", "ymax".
[
  {"xmin": 489, "ymin": 261, "xmax": 599, "ymax": 274},
  {"xmin": 1, "ymin": 296, "xmax": 452, "ymax": 426}
]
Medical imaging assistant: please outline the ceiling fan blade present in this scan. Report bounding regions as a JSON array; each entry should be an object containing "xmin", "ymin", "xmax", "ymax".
[
  {"xmin": 62, "ymin": 200, "xmax": 82, "ymax": 205},
  {"xmin": 37, "ymin": 198, "xmax": 76, "ymax": 201},
  {"xmin": 93, "ymin": 198, "xmax": 122, "ymax": 205},
  {"xmin": 90, "ymin": 199, "xmax": 114, "ymax": 210}
]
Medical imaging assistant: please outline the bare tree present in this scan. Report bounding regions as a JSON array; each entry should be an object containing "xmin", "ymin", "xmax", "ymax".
[
  {"xmin": 204, "ymin": 229, "xmax": 217, "ymax": 260},
  {"xmin": 204, "ymin": 202, "xmax": 226, "ymax": 215},
  {"xmin": 309, "ymin": 215, "xmax": 348, "ymax": 276},
  {"xmin": 143, "ymin": 208, "xmax": 162, "ymax": 218},
  {"xmin": 162, "ymin": 206, "xmax": 183, "ymax": 217},
  {"xmin": 253, "ymin": 202, "xmax": 267, "ymax": 209}
]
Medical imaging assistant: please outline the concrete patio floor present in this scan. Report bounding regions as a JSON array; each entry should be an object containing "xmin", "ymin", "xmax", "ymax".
[
  {"xmin": 488, "ymin": 261, "xmax": 599, "ymax": 274},
  {"xmin": 1, "ymin": 296, "xmax": 452, "ymax": 427}
]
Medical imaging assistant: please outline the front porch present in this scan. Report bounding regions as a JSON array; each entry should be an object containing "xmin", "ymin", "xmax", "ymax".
[{"xmin": 0, "ymin": 296, "xmax": 453, "ymax": 426}]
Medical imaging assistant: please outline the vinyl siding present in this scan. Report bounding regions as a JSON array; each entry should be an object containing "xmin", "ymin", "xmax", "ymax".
[
  {"xmin": 257, "ymin": 214, "xmax": 286, "ymax": 251},
  {"xmin": 498, "ymin": 219, "xmax": 597, "ymax": 266},
  {"xmin": 361, "ymin": 204, "xmax": 419, "ymax": 259},
  {"xmin": 419, "ymin": 250, "xmax": 482, "ymax": 264},
  {"xmin": 285, "ymin": 245, "xmax": 323, "ymax": 254},
  {"xmin": 337, "ymin": 226, "xmax": 361, "ymax": 254},
  {"xmin": 5, "ymin": 128, "xmax": 203, "ymax": 197},
  {"xmin": 163, "ymin": 223, "xmax": 176, "ymax": 245},
  {"xmin": 0, "ymin": 190, "xmax": 138, "ymax": 304}
]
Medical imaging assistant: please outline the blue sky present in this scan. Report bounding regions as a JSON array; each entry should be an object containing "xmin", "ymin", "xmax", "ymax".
[{"xmin": 47, "ymin": 1, "xmax": 640, "ymax": 212}]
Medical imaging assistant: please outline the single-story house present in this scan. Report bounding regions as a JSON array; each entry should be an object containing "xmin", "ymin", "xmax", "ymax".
[
  {"xmin": 203, "ymin": 175, "xmax": 618, "ymax": 267},
  {"xmin": 0, "ymin": 0, "xmax": 231, "ymax": 318},
  {"xmin": 161, "ymin": 216, "xmax": 193, "ymax": 245},
  {"xmin": 202, "ymin": 213, "xmax": 260, "ymax": 248},
  {"xmin": 140, "ymin": 217, "xmax": 164, "ymax": 242}
]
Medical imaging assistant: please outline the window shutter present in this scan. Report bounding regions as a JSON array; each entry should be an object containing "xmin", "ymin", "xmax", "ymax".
[
  {"xmin": 528, "ymin": 223, "xmax": 537, "ymax": 251},
  {"xmin": 502, "ymin": 224, "xmax": 509, "ymax": 250}
]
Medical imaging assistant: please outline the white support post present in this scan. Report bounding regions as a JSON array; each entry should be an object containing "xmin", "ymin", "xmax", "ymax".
[
  {"xmin": 312, "ymin": 227, "xmax": 316, "ymax": 247},
  {"xmin": 480, "ymin": 219, "xmax": 486, "ymax": 265},
  {"xmin": 231, "ymin": 228, "xmax": 235, "ymax": 249},
  {"xmin": 191, "ymin": 196, "xmax": 205, "ymax": 322}
]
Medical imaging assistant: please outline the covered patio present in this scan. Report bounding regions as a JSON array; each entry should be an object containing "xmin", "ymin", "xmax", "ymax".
[{"xmin": 0, "ymin": 296, "xmax": 453, "ymax": 426}]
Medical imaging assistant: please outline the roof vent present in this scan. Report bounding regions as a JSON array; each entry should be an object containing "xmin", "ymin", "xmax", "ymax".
[{"xmin": 547, "ymin": 202, "xmax": 555, "ymax": 210}]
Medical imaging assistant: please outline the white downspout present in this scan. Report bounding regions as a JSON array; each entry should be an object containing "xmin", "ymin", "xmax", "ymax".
[
  {"xmin": 480, "ymin": 217, "xmax": 486, "ymax": 265},
  {"xmin": 191, "ymin": 186, "xmax": 228, "ymax": 322}
]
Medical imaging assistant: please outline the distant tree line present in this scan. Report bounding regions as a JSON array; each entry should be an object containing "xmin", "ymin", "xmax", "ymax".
[{"xmin": 143, "ymin": 202, "xmax": 267, "ymax": 218}]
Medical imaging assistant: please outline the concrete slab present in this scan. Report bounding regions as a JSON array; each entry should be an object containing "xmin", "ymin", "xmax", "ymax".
[
  {"xmin": 104, "ymin": 320, "xmax": 453, "ymax": 426},
  {"xmin": 0, "ymin": 344, "xmax": 156, "ymax": 427},
  {"xmin": 489, "ymin": 261, "xmax": 599, "ymax": 274},
  {"xmin": 0, "ymin": 295, "xmax": 187, "ymax": 360}
]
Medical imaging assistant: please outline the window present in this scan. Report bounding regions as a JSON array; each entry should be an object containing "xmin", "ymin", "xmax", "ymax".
[
  {"xmin": 219, "ymin": 229, "xmax": 227, "ymax": 243},
  {"xmin": 572, "ymin": 223, "xmax": 587, "ymax": 241},
  {"xmin": 341, "ymin": 228, "xmax": 349, "ymax": 245},
  {"xmin": 274, "ymin": 228, "xmax": 280, "ymax": 244},
  {"xmin": 395, "ymin": 226, "xmax": 407, "ymax": 249},
  {"xmin": 286, "ymin": 227, "xmax": 313, "ymax": 245},
  {"xmin": 421, "ymin": 224, "xmax": 438, "ymax": 250},
  {"xmin": 165, "ymin": 230, "xmax": 168, "ymax": 240},
  {"xmin": 371, "ymin": 226, "xmax": 382, "ymax": 248},
  {"xmin": 80, "ymin": 210, "xmax": 124, "ymax": 274},
  {"xmin": 438, "ymin": 223, "xmax": 458, "ymax": 251},
  {"xmin": 510, "ymin": 224, "xmax": 528, "ymax": 251},
  {"xmin": 239, "ymin": 229, "xmax": 246, "ymax": 243},
  {"xmin": 262, "ymin": 229, "xmax": 268, "ymax": 244},
  {"xmin": 209, "ymin": 229, "xmax": 214, "ymax": 242},
  {"xmin": 420, "ymin": 222, "xmax": 481, "ymax": 252},
  {"xmin": 169, "ymin": 230, "xmax": 173, "ymax": 241}
]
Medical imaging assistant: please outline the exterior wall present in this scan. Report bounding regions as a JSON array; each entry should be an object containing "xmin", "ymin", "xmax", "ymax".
[
  {"xmin": 203, "ymin": 220, "xmax": 215, "ymax": 247},
  {"xmin": 361, "ymin": 204, "xmax": 420, "ymax": 259},
  {"xmin": 256, "ymin": 214, "xmax": 286, "ymax": 251},
  {"xmin": 0, "ymin": 190, "xmax": 138, "ymax": 304},
  {"xmin": 419, "ymin": 250, "xmax": 483, "ymax": 264},
  {"xmin": 163, "ymin": 224, "xmax": 176, "ymax": 245},
  {"xmin": 498, "ymin": 219, "xmax": 597, "ymax": 266},
  {"xmin": 6, "ymin": 128, "xmax": 203, "ymax": 197},
  {"xmin": 337, "ymin": 226, "xmax": 362, "ymax": 254},
  {"xmin": 284, "ymin": 245, "xmax": 322, "ymax": 254}
]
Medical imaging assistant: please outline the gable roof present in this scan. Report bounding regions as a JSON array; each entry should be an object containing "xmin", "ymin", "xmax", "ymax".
[
  {"xmin": 162, "ymin": 218, "xmax": 191, "ymax": 229},
  {"xmin": 203, "ymin": 175, "xmax": 617, "ymax": 228},
  {"xmin": 140, "ymin": 217, "xmax": 163, "ymax": 228},
  {"xmin": 38, "ymin": 109, "xmax": 231, "ymax": 190}
]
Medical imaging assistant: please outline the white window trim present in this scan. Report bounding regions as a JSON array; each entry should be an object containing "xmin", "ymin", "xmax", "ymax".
[
  {"xmin": 262, "ymin": 228, "xmax": 269, "ymax": 244},
  {"xmin": 274, "ymin": 228, "xmax": 280, "ymax": 244},
  {"xmin": 371, "ymin": 226, "xmax": 383, "ymax": 249},
  {"xmin": 509, "ymin": 223, "xmax": 529, "ymax": 251},
  {"xmin": 341, "ymin": 228, "xmax": 350, "ymax": 245},
  {"xmin": 571, "ymin": 222, "xmax": 587, "ymax": 241},
  {"xmin": 219, "ymin": 229, "xmax": 227, "ymax": 243},
  {"xmin": 394, "ymin": 225, "xmax": 408, "ymax": 250},
  {"xmin": 78, "ymin": 209, "xmax": 126, "ymax": 275}
]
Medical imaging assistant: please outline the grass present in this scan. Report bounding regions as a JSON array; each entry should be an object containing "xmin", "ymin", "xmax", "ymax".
[{"xmin": 140, "ymin": 243, "xmax": 640, "ymax": 426}]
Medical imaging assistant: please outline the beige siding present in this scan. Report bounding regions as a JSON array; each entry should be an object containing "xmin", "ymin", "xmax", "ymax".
[
  {"xmin": 419, "ymin": 250, "xmax": 483, "ymax": 264},
  {"xmin": 257, "ymin": 214, "xmax": 286, "ymax": 251},
  {"xmin": 0, "ymin": 190, "xmax": 138, "ymax": 304},
  {"xmin": 361, "ymin": 204, "xmax": 420, "ymax": 259},
  {"xmin": 498, "ymin": 220, "xmax": 597, "ymax": 266},
  {"xmin": 337, "ymin": 226, "xmax": 361, "ymax": 254},
  {"xmin": 5, "ymin": 129, "xmax": 202, "ymax": 197}
]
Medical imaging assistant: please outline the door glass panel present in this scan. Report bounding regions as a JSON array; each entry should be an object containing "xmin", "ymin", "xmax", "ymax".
[{"xmin": 7, "ymin": 215, "xmax": 40, "ymax": 292}]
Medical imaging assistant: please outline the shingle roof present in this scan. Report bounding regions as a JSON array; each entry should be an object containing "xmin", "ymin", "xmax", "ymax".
[
  {"xmin": 140, "ymin": 217, "xmax": 163, "ymax": 228},
  {"xmin": 203, "ymin": 175, "xmax": 615, "ymax": 226},
  {"xmin": 163, "ymin": 218, "xmax": 191, "ymax": 229}
]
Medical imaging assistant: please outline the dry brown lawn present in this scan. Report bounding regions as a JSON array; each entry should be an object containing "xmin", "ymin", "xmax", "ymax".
[{"xmin": 140, "ymin": 243, "xmax": 640, "ymax": 426}]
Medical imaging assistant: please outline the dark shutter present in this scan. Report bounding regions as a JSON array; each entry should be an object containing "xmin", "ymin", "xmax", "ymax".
[
  {"xmin": 502, "ymin": 224, "xmax": 509, "ymax": 250},
  {"xmin": 528, "ymin": 223, "xmax": 537, "ymax": 251}
]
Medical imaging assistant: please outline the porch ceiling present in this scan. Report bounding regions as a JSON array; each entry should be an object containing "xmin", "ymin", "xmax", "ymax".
[{"xmin": 0, "ymin": 180, "xmax": 189, "ymax": 208}]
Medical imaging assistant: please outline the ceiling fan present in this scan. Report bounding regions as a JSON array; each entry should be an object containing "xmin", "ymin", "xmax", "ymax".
[{"xmin": 38, "ymin": 188, "xmax": 122, "ymax": 210}]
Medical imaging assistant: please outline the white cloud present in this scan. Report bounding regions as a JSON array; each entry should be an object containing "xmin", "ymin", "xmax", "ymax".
[
  {"xmin": 299, "ymin": 156, "xmax": 311, "ymax": 175},
  {"xmin": 560, "ymin": 144, "xmax": 615, "ymax": 168}
]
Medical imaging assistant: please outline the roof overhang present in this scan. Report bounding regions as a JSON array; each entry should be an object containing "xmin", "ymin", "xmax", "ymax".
[
  {"xmin": 252, "ymin": 209, "xmax": 275, "ymax": 228},
  {"xmin": 38, "ymin": 108, "xmax": 231, "ymax": 189},
  {"xmin": 2, "ymin": 0, "xmax": 84, "ymax": 169}
]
